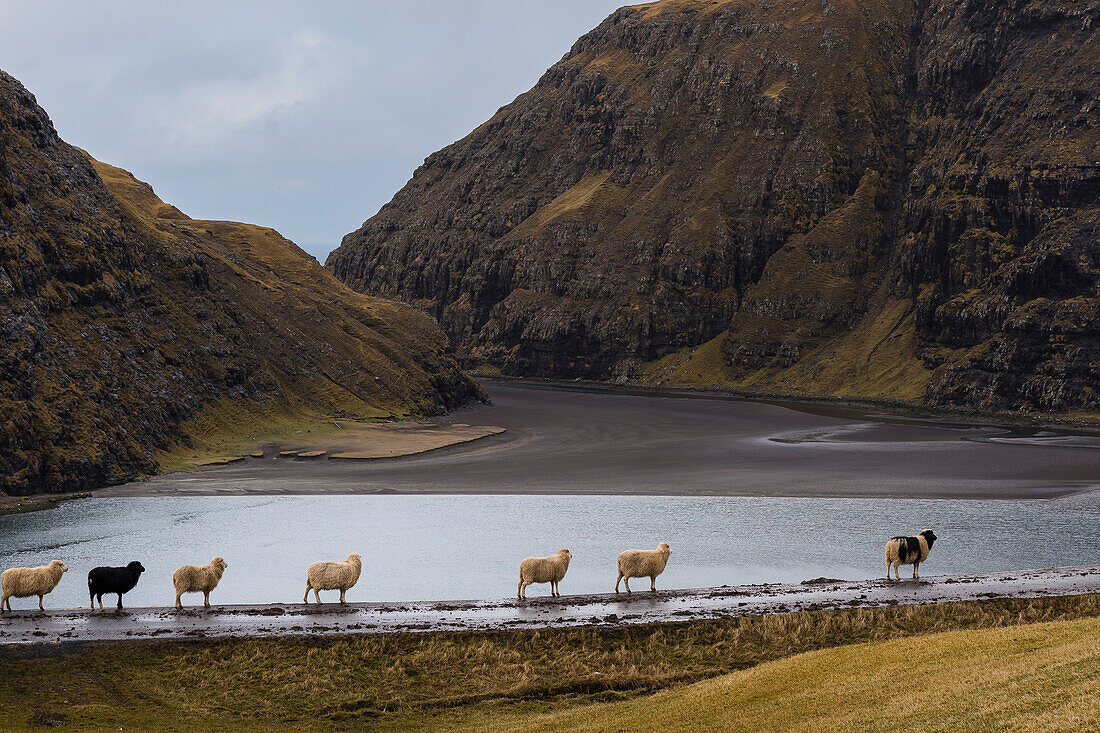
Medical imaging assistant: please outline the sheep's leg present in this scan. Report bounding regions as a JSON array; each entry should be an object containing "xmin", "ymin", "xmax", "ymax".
[
  {"xmin": 38, "ymin": 594, "xmax": 44, "ymax": 611},
  {"xmin": 203, "ymin": 591, "xmax": 210, "ymax": 608},
  {"xmin": 117, "ymin": 593, "xmax": 124, "ymax": 610},
  {"xmin": 913, "ymin": 561, "xmax": 920, "ymax": 579},
  {"xmin": 615, "ymin": 572, "xmax": 623, "ymax": 593},
  {"xmin": 314, "ymin": 588, "xmax": 321, "ymax": 603},
  {"xmin": 517, "ymin": 579, "xmax": 523, "ymax": 599},
  {"xmin": 624, "ymin": 577, "xmax": 631, "ymax": 593},
  {"xmin": 650, "ymin": 576, "xmax": 657, "ymax": 592},
  {"xmin": 98, "ymin": 595, "xmax": 104, "ymax": 610},
  {"xmin": 175, "ymin": 593, "xmax": 183, "ymax": 609},
  {"xmin": 340, "ymin": 589, "xmax": 346, "ymax": 604},
  {"xmin": 304, "ymin": 585, "xmax": 311, "ymax": 603}
]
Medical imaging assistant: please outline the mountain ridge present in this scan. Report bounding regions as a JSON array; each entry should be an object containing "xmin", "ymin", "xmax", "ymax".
[
  {"xmin": 1, "ymin": 70, "xmax": 481, "ymax": 496},
  {"xmin": 327, "ymin": 0, "xmax": 1098, "ymax": 413}
]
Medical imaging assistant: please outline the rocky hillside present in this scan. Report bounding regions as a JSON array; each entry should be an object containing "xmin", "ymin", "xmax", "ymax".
[
  {"xmin": 328, "ymin": 0, "xmax": 1098, "ymax": 414},
  {"xmin": 0, "ymin": 70, "xmax": 481, "ymax": 496}
]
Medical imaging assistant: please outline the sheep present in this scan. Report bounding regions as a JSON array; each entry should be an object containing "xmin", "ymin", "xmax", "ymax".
[
  {"xmin": 517, "ymin": 549, "xmax": 572, "ymax": 599},
  {"xmin": 304, "ymin": 553, "xmax": 362, "ymax": 603},
  {"xmin": 173, "ymin": 556, "xmax": 227, "ymax": 609},
  {"xmin": 1, "ymin": 560, "xmax": 68, "ymax": 611},
  {"xmin": 885, "ymin": 529, "xmax": 937, "ymax": 580},
  {"xmin": 88, "ymin": 561, "xmax": 145, "ymax": 610},
  {"xmin": 615, "ymin": 542, "xmax": 671, "ymax": 593}
]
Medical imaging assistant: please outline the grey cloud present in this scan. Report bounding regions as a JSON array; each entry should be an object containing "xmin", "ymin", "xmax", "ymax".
[{"xmin": 0, "ymin": 0, "xmax": 626, "ymax": 258}]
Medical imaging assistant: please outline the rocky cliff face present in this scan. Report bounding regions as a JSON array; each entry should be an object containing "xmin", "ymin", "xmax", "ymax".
[
  {"xmin": 0, "ymin": 70, "xmax": 481, "ymax": 496},
  {"xmin": 328, "ymin": 0, "xmax": 1098, "ymax": 413}
]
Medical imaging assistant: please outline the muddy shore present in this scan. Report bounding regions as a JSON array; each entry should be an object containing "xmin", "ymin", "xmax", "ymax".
[
  {"xmin": 2, "ymin": 565, "xmax": 1096, "ymax": 646},
  {"xmin": 100, "ymin": 381, "xmax": 1100, "ymax": 500}
]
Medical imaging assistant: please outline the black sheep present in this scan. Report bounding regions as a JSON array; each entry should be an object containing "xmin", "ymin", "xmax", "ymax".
[{"xmin": 88, "ymin": 561, "xmax": 146, "ymax": 610}]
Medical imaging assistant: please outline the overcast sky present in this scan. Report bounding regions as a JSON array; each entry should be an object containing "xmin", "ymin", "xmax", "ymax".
[{"xmin": 0, "ymin": 1, "xmax": 625, "ymax": 260}]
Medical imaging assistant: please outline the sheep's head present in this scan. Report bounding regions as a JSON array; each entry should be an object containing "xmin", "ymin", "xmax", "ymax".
[
  {"xmin": 348, "ymin": 553, "xmax": 362, "ymax": 563},
  {"xmin": 558, "ymin": 549, "xmax": 572, "ymax": 560},
  {"xmin": 212, "ymin": 557, "xmax": 227, "ymax": 570},
  {"xmin": 128, "ymin": 561, "xmax": 146, "ymax": 576},
  {"xmin": 658, "ymin": 542, "xmax": 671, "ymax": 555},
  {"xmin": 920, "ymin": 529, "xmax": 937, "ymax": 547},
  {"xmin": 51, "ymin": 560, "xmax": 68, "ymax": 573}
]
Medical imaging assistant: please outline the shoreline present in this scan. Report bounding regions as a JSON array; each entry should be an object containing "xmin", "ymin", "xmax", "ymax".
[
  {"xmin": 2, "ymin": 565, "xmax": 1096, "ymax": 645},
  {"xmin": 476, "ymin": 375, "xmax": 1100, "ymax": 433},
  {"xmin": 7, "ymin": 379, "xmax": 1099, "ymax": 512},
  {"xmin": 0, "ymin": 492, "xmax": 92, "ymax": 518}
]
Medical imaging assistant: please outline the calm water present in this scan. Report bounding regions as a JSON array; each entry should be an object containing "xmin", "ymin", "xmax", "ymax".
[{"xmin": 1, "ymin": 493, "xmax": 1099, "ymax": 610}]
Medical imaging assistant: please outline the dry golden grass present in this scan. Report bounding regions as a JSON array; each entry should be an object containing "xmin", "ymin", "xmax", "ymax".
[
  {"xmin": 2, "ymin": 595, "xmax": 1097, "ymax": 731},
  {"xmin": 475, "ymin": 616, "xmax": 1100, "ymax": 733}
]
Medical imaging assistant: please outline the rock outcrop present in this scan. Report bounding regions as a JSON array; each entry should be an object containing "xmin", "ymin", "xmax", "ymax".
[
  {"xmin": 0, "ymin": 70, "xmax": 481, "ymax": 496},
  {"xmin": 328, "ymin": 0, "xmax": 1098, "ymax": 413}
]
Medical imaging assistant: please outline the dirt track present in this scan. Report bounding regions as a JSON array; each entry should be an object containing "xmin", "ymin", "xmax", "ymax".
[{"xmin": 2, "ymin": 565, "xmax": 1096, "ymax": 646}]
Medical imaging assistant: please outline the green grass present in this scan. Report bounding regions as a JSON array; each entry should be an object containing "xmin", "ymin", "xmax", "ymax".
[{"xmin": 2, "ymin": 595, "xmax": 1098, "ymax": 731}]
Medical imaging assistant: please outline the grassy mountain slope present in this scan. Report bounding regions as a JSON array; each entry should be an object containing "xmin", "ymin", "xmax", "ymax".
[
  {"xmin": 328, "ymin": 0, "xmax": 1098, "ymax": 414},
  {"xmin": 0, "ymin": 70, "xmax": 481, "ymax": 496}
]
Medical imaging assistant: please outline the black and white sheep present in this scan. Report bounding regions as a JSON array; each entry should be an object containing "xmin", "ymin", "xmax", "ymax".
[
  {"xmin": 88, "ymin": 561, "xmax": 146, "ymax": 610},
  {"xmin": 885, "ymin": 529, "xmax": 937, "ymax": 579}
]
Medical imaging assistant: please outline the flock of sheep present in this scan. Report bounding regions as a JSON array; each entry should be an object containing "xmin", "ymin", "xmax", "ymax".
[
  {"xmin": 0, "ymin": 531, "xmax": 936, "ymax": 611},
  {"xmin": 0, "ymin": 553, "xmax": 363, "ymax": 612}
]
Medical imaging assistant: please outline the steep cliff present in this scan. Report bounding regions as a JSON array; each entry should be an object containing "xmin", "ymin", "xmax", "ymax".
[
  {"xmin": 328, "ymin": 0, "xmax": 1098, "ymax": 413},
  {"xmin": 0, "ymin": 70, "xmax": 481, "ymax": 496}
]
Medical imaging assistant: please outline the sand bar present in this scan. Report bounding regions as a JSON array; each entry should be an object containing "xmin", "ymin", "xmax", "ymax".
[{"xmin": 100, "ymin": 381, "xmax": 1100, "ymax": 500}]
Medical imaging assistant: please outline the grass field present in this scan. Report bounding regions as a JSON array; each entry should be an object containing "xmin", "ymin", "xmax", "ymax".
[
  {"xmin": 1, "ymin": 595, "xmax": 1097, "ymax": 731},
  {"xmin": 465, "ymin": 615, "xmax": 1100, "ymax": 732}
]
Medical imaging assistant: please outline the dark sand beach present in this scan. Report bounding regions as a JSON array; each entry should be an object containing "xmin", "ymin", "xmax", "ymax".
[{"xmin": 101, "ymin": 381, "xmax": 1100, "ymax": 500}]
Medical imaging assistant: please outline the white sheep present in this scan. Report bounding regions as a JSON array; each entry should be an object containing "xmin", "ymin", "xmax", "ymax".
[
  {"xmin": 1, "ymin": 560, "xmax": 68, "ymax": 611},
  {"xmin": 173, "ymin": 556, "xmax": 227, "ymax": 609},
  {"xmin": 303, "ymin": 553, "xmax": 362, "ymax": 603},
  {"xmin": 615, "ymin": 542, "xmax": 671, "ymax": 593},
  {"xmin": 517, "ymin": 549, "xmax": 572, "ymax": 599}
]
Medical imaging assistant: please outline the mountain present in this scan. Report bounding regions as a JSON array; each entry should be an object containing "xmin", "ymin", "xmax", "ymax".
[
  {"xmin": 327, "ymin": 0, "xmax": 1098, "ymax": 414},
  {"xmin": 0, "ymin": 70, "xmax": 482, "ymax": 496}
]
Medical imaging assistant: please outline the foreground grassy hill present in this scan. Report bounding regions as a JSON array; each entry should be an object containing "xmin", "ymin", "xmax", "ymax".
[
  {"xmin": 0, "ymin": 70, "xmax": 481, "ymax": 496},
  {"xmin": 1, "ymin": 595, "xmax": 1097, "ymax": 731},
  {"xmin": 328, "ymin": 0, "xmax": 1098, "ymax": 414},
  {"xmin": 473, "ymin": 617, "xmax": 1100, "ymax": 732}
]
